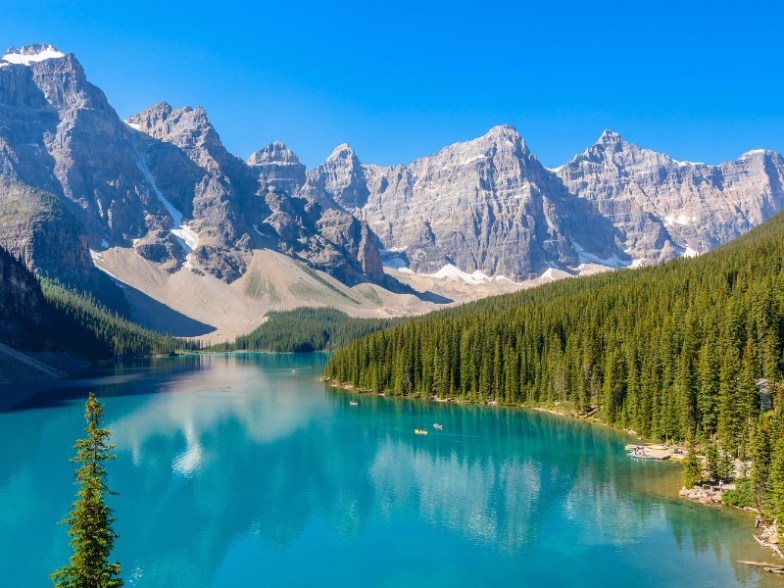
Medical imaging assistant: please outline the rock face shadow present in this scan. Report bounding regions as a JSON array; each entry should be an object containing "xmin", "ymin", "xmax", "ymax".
[
  {"xmin": 118, "ymin": 280, "xmax": 216, "ymax": 337},
  {"xmin": 380, "ymin": 275, "xmax": 453, "ymax": 305}
]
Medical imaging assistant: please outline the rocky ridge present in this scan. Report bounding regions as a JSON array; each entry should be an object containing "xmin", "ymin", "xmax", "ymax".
[
  {"xmin": 0, "ymin": 45, "xmax": 385, "ymax": 288},
  {"xmin": 268, "ymin": 126, "xmax": 784, "ymax": 280},
  {"xmin": 3, "ymin": 43, "xmax": 784, "ymax": 337}
]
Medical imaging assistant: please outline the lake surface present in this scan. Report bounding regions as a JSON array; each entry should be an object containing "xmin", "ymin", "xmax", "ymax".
[{"xmin": 0, "ymin": 353, "xmax": 778, "ymax": 587}]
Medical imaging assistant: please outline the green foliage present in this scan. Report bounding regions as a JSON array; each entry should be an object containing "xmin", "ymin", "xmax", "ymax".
[
  {"xmin": 706, "ymin": 442, "xmax": 721, "ymax": 481},
  {"xmin": 722, "ymin": 477, "xmax": 754, "ymax": 509},
  {"xmin": 41, "ymin": 279, "xmax": 200, "ymax": 358},
  {"xmin": 325, "ymin": 211, "xmax": 784, "ymax": 520},
  {"xmin": 1, "ymin": 243, "xmax": 198, "ymax": 360},
  {"xmin": 682, "ymin": 431, "xmax": 702, "ymax": 489},
  {"xmin": 210, "ymin": 307, "xmax": 400, "ymax": 353},
  {"xmin": 326, "ymin": 210, "xmax": 784, "ymax": 437},
  {"xmin": 51, "ymin": 393, "xmax": 122, "ymax": 588}
]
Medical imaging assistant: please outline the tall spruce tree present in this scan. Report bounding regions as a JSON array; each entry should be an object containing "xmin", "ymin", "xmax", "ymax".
[
  {"xmin": 682, "ymin": 430, "xmax": 703, "ymax": 489},
  {"xmin": 51, "ymin": 393, "xmax": 122, "ymax": 588}
]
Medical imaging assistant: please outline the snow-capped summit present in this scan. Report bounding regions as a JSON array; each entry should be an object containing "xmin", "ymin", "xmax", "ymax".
[{"xmin": 1, "ymin": 44, "xmax": 65, "ymax": 65}]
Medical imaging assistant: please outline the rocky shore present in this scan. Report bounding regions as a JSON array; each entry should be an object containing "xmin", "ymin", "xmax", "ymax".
[{"xmin": 679, "ymin": 484, "xmax": 726, "ymax": 506}]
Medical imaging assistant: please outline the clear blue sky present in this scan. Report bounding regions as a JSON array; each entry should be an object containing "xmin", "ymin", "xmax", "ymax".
[{"xmin": 2, "ymin": 0, "xmax": 783, "ymax": 168}]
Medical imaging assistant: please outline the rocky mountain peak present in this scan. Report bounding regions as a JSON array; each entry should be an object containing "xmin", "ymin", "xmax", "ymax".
[
  {"xmin": 740, "ymin": 148, "xmax": 776, "ymax": 161},
  {"xmin": 247, "ymin": 141, "xmax": 301, "ymax": 166},
  {"xmin": 597, "ymin": 129, "xmax": 624, "ymax": 144},
  {"xmin": 572, "ymin": 129, "xmax": 643, "ymax": 166},
  {"xmin": 127, "ymin": 103, "xmax": 234, "ymax": 172},
  {"xmin": 1, "ymin": 44, "xmax": 66, "ymax": 66},
  {"xmin": 248, "ymin": 142, "xmax": 306, "ymax": 194},
  {"xmin": 484, "ymin": 124, "xmax": 525, "ymax": 145},
  {"xmin": 127, "ymin": 102, "xmax": 213, "ymax": 140},
  {"xmin": 327, "ymin": 143, "xmax": 359, "ymax": 164},
  {"xmin": 428, "ymin": 124, "xmax": 530, "ymax": 166}
]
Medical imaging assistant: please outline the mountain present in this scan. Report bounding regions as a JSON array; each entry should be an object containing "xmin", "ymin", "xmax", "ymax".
[
  {"xmin": 324, "ymin": 206, "xmax": 784, "ymax": 444},
  {"xmin": 3, "ymin": 43, "xmax": 784, "ymax": 343},
  {"xmin": 0, "ymin": 45, "xmax": 386, "ymax": 291},
  {"xmin": 556, "ymin": 130, "xmax": 784, "ymax": 263},
  {"xmin": 298, "ymin": 125, "xmax": 625, "ymax": 280},
  {"xmin": 267, "ymin": 126, "xmax": 784, "ymax": 282},
  {"xmin": 0, "ymin": 44, "xmax": 399, "ymax": 340},
  {"xmin": 247, "ymin": 141, "xmax": 306, "ymax": 195}
]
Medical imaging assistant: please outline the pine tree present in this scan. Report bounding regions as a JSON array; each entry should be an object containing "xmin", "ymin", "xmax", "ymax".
[
  {"xmin": 682, "ymin": 430, "xmax": 702, "ymax": 489},
  {"xmin": 750, "ymin": 421, "xmax": 772, "ymax": 512},
  {"xmin": 769, "ymin": 431, "xmax": 784, "ymax": 523},
  {"xmin": 706, "ymin": 440, "xmax": 721, "ymax": 482},
  {"xmin": 51, "ymin": 393, "xmax": 123, "ymax": 588}
]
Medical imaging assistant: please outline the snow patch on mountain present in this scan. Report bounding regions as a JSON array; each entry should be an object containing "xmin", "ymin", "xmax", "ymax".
[
  {"xmin": 664, "ymin": 214, "xmax": 695, "ymax": 226},
  {"xmin": 137, "ymin": 155, "xmax": 198, "ymax": 255},
  {"xmin": 2, "ymin": 45, "xmax": 65, "ymax": 65},
  {"xmin": 671, "ymin": 159, "xmax": 705, "ymax": 167},
  {"xmin": 572, "ymin": 241, "xmax": 630, "ymax": 269},
  {"xmin": 429, "ymin": 264, "xmax": 492, "ymax": 284}
]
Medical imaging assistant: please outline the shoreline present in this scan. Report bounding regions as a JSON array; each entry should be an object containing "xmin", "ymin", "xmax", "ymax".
[{"xmin": 324, "ymin": 377, "xmax": 784, "ymax": 567}]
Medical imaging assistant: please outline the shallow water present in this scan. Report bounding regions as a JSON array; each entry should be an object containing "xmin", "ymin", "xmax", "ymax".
[{"xmin": 0, "ymin": 353, "xmax": 778, "ymax": 587}]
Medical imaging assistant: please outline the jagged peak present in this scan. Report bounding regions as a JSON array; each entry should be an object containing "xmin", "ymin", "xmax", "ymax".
[
  {"xmin": 327, "ymin": 143, "xmax": 359, "ymax": 163},
  {"xmin": 486, "ymin": 124, "xmax": 522, "ymax": 138},
  {"xmin": 1, "ymin": 44, "xmax": 66, "ymax": 66},
  {"xmin": 473, "ymin": 124, "xmax": 528, "ymax": 152},
  {"xmin": 247, "ymin": 141, "xmax": 301, "ymax": 166},
  {"xmin": 597, "ymin": 129, "xmax": 624, "ymax": 144},
  {"xmin": 147, "ymin": 101, "xmax": 175, "ymax": 114},
  {"xmin": 128, "ymin": 102, "xmax": 212, "ymax": 129}
]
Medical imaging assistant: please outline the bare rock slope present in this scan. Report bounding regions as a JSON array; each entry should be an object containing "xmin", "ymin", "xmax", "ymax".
[{"xmin": 3, "ymin": 43, "xmax": 784, "ymax": 342}]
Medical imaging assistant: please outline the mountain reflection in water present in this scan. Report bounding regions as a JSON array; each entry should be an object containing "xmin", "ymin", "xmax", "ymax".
[{"xmin": 0, "ymin": 354, "xmax": 776, "ymax": 587}]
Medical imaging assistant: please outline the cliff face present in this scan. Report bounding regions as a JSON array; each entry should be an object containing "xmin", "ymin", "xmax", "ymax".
[
  {"xmin": 556, "ymin": 131, "xmax": 784, "ymax": 262},
  {"xmin": 296, "ymin": 126, "xmax": 626, "ymax": 279},
  {"xmin": 247, "ymin": 141, "xmax": 307, "ymax": 195},
  {"xmin": 0, "ymin": 45, "xmax": 165, "ymax": 247},
  {"xmin": 4, "ymin": 42, "xmax": 784, "ymax": 321},
  {"xmin": 270, "ymin": 127, "xmax": 784, "ymax": 280},
  {"xmin": 0, "ymin": 179, "xmax": 95, "ymax": 288},
  {"xmin": 0, "ymin": 45, "xmax": 387, "ymax": 289},
  {"xmin": 0, "ymin": 244, "xmax": 46, "ymax": 349}
]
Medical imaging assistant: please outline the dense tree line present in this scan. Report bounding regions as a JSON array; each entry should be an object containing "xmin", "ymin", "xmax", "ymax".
[
  {"xmin": 2, "ymin": 244, "xmax": 196, "ymax": 359},
  {"xmin": 41, "ymin": 279, "xmax": 200, "ymax": 358},
  {"xmin": 325, "ymin": 213, "xmax": 784, "ymax": 521},
  {"xmin": 209, "ymin": 307, "xmax": 400, "ymax": 353}
]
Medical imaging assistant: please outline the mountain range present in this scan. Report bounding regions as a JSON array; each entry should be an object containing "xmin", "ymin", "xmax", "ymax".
[{"xmin": 2, "ymin": 44, "xmax": 783, "ymax": 341}]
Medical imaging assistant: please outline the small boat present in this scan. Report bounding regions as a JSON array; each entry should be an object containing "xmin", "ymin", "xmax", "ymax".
[
  {"xmin": 433, "ymin": 423, "xmax": 443, "ymax": 431},
  {"xmin": 349, "ymin": 401, "xmax": 358, "ymax": 406},
  {"xmin": 669, "ymin": 453, "xmax": 686, "ymax": 462},
  {"xmin": 646, "ymin": 444, "xmax": 669, "ymax": 451},
  {"xmin": 414, "ymin": 429, "xmax": 429, "ymax": 436}
]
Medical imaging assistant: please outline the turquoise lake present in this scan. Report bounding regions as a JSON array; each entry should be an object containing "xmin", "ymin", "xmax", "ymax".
[{"xmin": 0, "ymin": 353, "xmax": 778, "ymax": 587}]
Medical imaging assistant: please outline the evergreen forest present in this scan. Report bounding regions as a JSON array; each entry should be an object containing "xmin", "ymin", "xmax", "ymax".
[{"xmin": 325, "ymin": 212, "xmax": 784, "ymax": 521}]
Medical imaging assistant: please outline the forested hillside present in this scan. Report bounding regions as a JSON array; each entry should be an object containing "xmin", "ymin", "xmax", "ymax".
[
  {"xmin": 1, "ymin": 244, "xmax": 195, "ymax": 362},
  {"xmin": 210, "ymin": 308, "xmax": 399, "ymax": 353},
  {"xmin": 326, "ymin": 211, "xmax": 784, "ymax": 520},
  {"xmin": 326, "ymin": 211, "xmax": 784, "ymax": 447},
  {"xmin": 42, "ymin": 279, "xmax": 200, "ymax": 358}
]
